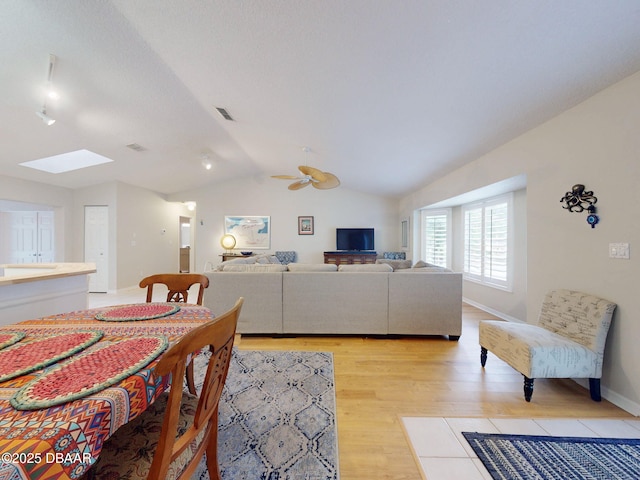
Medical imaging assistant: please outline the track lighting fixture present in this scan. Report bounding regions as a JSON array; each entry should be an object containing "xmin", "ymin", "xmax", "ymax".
[
  {"xmin": 200, "ymin": 153, "xmax": 213, "ymax": 170},
  {"xmin": 35, "ymin": 54, "xmax": 58, "ymax": 126},
  {"xmin": 36, "ymin": 109, "xmax": 55, "ymax": 126}
]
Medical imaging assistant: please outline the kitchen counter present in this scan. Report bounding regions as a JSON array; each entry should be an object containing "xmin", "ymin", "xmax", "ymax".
[
  {"xmin": 0, "ymin": 263, "xmax": 96, "ymax": 326},
  {"xmin": 0, "ymin": 262, "xmax": 96, "ymax": 285}
]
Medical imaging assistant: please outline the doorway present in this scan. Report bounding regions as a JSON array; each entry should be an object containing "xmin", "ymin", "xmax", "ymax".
[{"xmin": 179, "ymin": 216, "xmax": 192, "ymax": 273}]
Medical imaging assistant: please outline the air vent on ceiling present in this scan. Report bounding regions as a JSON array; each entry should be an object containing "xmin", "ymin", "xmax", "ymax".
[
  {"xmin": 126, "ymin": 143, "xmax": 146, "ymax": 152},
  {"xmin": 215, "ymin": 107, "xmax": 234, "ymax": 121}
]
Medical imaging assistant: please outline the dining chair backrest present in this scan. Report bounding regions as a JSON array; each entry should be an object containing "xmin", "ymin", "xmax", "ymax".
[
  {"xmin": 147, "ymin": 296, "xmax": 243, "ymax": 479},
  {"xmin": 140, "ymin": 273, "xmax": 210, "ymax": 305}
]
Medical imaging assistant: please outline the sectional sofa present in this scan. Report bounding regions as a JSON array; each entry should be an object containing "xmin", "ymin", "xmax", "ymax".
[{"xmin": 203, "ymin": 258, "xmax": 462, "ymax": 339}]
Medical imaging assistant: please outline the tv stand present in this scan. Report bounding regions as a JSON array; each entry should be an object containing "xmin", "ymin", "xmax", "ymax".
[{"xmin": 323, "ymin": 251, "xmax": 377, "ymax": 266}]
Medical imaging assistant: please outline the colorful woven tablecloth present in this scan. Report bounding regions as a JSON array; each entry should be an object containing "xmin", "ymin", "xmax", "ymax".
[{"xmin": 0, "ymin": 304, "xmax": 211, "ymax": 480}]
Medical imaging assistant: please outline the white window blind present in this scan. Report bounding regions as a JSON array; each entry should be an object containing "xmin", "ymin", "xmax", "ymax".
[
  {"xmin": 421, "ymin": 209, "xmax": 450, "ymax": 268},
  {"xmin": 463, "ymin": 194, "xmax": 512, "ymax": 289}
]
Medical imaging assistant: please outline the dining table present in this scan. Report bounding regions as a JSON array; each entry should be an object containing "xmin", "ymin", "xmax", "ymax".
[{"xmin": 0, "ymin": 302, "xmax": 213, "ymax": 480}]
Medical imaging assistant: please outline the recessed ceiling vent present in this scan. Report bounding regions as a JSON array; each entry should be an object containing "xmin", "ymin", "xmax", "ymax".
[
  {"xmin": 126, "ymin": 143, "xmax": 146, "ymax": 152},
  {"xmin": 215, "ymin": 107, "xmax": 234, "ymax": 121}
]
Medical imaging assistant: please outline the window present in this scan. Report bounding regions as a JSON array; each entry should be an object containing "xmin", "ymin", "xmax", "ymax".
[
  {"xmin": 421, "ymin": 208, "xmax": 450, "ymax": 268},
  {"xmin": 463, "ymin": 193, "xmax": 512, "ymax": 290}
]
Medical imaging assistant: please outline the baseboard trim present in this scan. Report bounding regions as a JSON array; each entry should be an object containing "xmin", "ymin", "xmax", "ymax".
[
  {"xmin": 573, "ymin": 378, "xmax": 640, "ymax": 416},
  {"xmin": 462, "ymin": 297, "xmax": 523, "ymax": 323}
]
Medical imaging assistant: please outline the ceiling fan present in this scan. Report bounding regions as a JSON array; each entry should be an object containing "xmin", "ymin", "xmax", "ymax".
[{"xmin": 272, "ymin": 165, "xmax": 340, "ymax": 190}]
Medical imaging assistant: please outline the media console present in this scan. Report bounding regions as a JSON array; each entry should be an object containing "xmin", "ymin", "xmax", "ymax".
[{"xmin": 323, "ymin": 251, "xmax": 377, "ymax": 266}]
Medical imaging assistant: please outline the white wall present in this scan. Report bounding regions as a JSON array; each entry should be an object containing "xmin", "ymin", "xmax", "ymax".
[
  {"xmin": 73, "ymin": 182, "xmax": 193, "ymax": 290},
  {"xmin": 169, "ymin": 175, "xmax": 400, "ymax": 270},
  {"xmin": 401, "ymin": 70, "xmax": 640, "ymax": 413}
]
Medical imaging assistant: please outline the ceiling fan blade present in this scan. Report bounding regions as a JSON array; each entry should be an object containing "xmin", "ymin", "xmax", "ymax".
[
  {"xmin": 272, "ymin": 175, "xmax": 300, "ymax": 180},
  {"xmin": 313, "ymin": 172, "xmax": 340, "ymax": 189},
  {"xmin": 288, "ymin": 180, "xmax": 310, "ymax": 190},
  {"xmin": 298, "ymin": 165, "xmax": 327, "ymax": 182}
]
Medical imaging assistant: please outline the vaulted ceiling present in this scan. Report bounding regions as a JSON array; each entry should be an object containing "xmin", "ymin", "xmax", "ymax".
[{"xmin": 2, "ymin": 1, "xmax": 640, "ymax": 198}]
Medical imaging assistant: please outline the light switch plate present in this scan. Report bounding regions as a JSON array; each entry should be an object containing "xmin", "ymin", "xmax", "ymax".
[{"xmin": 609, "ymin": 243, "xmax": 630, "ymax": 259}]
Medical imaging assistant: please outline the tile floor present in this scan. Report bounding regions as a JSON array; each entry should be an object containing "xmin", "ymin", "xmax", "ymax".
[{"xmin": 401, "ymin": 416, "xmax": 640, "ymax": 480}]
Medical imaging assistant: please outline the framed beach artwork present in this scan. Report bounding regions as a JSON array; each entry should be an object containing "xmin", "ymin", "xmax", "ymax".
[
  {"xmin": 298, "ymin": 216, "xmax": 314, "ymax": 235},
  {"xmin": 224, "ymin": 216, "xmax": 271, "ymax": 249}
]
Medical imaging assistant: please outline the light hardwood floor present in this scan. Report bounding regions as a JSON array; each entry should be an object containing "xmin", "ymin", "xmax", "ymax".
[
  {"xmin": 90, "ymin": 293, "xmax": 633, "ymax": 480},
  {"xmin": 238, "ymin": 304, "xmax": 633, "ymax": 480}
]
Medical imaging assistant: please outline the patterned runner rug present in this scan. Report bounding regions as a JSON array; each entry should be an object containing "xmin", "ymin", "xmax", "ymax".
[
  {"xmin": 463, "ymin": 431, "xmax": 640, "ymax": 480},
  {"xmin": 191, "ymin": 349, "xmax": 339, "ymax": 480}
]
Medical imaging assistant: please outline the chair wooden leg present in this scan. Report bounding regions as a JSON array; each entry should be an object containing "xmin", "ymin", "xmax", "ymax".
[
  {"xmin": 589, "ymin": 378, "xmax": 602, "ymax": 401},
  {"xmin": 205, "ymin": 409, "xmax": 221, "ymax": 480},
  {"xmin": 186, "ymin": 361, "xmax": 196, "ymax": 395},
  {"xmin": 480, "ymin": 347, "xmax": 487, "ymax": 367},
  {"xmin": 523, "ymin": 376, "xmax": 534, "ymax": 402}
]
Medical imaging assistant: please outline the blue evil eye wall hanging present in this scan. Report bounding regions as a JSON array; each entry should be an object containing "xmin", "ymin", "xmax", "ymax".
[{"xmin": 560, "ymin": 184, "xmax": 599, "ymax": 228}]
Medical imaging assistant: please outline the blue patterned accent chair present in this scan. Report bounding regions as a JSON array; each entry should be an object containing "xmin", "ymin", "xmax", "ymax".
[
  {"xmin": 382, "ymin": 252, "xmax": 406, "ymax": 260},
  {"xmin": 479, "ymin": 289, "xmax": 617, "ymax": 402},
  {"xmin": 275, "ymin": 251, "xmax": 297, "ymax": 264}
]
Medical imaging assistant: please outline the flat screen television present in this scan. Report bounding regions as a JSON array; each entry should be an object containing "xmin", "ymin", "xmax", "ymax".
[{"xmin": 336, "ymin": 228, "xmax": 374, "ymax": 251}]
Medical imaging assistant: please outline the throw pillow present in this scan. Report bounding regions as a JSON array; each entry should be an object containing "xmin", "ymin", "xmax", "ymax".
[
  {"xmin": 413, "ymin": 260, "xmax": 439, "ymax": 268},
  {"xmin": 382, "ymin": 252, "xmax": 406, "ymax": 260},
  {"xmin": 376, "ymin": 259, "xmax": 412, "ymax": 270},
  {"xmin": 275, "ymin": 251, "xmax": 297, "ymax": 264}
]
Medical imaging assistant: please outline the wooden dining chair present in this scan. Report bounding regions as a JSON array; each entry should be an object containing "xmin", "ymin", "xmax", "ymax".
[
  {"xmin": 140, "ymin": 273, "xmax": 211, "ymax": 394},
  {"xmin": 85, "ymin": 297, "xmax": 243, "ymax": 480},
  {"xmin": 139, "ymin": 273, "xmax": 210, "ymax": 306}
]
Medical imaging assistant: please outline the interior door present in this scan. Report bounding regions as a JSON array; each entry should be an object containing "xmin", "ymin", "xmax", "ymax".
[
  {"xmin": 37, "ymin": 211, "xmax": 55, "ymax": 262},
  {"xmin": 10, "ymin": 212, "xmax": 38, "ymax": 263},
  {"xmin": 84, "ymin": 206, "xmax": 109, "ymax": 293}
]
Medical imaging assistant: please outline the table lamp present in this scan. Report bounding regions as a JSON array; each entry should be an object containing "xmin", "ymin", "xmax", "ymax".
[{"xmin": 220, "ymin": 234, "xmax": 236, "ymax": 253}]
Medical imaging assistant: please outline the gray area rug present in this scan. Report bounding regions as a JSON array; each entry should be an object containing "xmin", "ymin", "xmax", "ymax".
[
  {"xmin": 191, "ymin": 349, "xmax": 339, "ymax": 480},
  {"xmin": 463, "ymin": 431, "xmax": 640, "ymax": 480}
]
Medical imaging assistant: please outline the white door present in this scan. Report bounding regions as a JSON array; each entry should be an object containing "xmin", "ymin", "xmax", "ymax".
[
  {"xmin": 37, "ymin": 211, "xmax": 55, "ymax": 262},
  {"xmin": 10, "ymin": 212, "xmax": 38, "ymax": 263},
  {"xmin": 84, "ymin": 206, "xmax": 109, "ymax": 293}
]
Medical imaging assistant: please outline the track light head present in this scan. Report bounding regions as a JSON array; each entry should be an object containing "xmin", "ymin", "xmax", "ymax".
[{"xmin": 36, "ymin": 109, "xmax": 55, "ymax": 126}]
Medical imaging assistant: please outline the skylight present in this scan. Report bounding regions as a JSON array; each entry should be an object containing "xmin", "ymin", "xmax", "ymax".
[{"xmin": 19, "ymin": 149, "xmax": 113, "ymax": 174}]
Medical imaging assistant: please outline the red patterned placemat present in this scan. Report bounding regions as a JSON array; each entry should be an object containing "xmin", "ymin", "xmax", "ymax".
[
  {"xmin": 95, "ymin": 303, "xmax": 180, "ymax": 321},
  {"xmin": 11, "ymin": 335, "xmax": 169, "ymax": 410},
  {"xmin": 0, "ymin": 331, "xmax": 103, "ymax": 383},
  {"xmin": 0, "ymin": 331, "xmax": 25, "ymax": 350}
]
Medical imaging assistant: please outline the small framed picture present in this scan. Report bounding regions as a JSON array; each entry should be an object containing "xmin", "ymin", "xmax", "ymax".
[{"xmin": 298, "ymin": 216, "xmax": 314, "ymax": 235}]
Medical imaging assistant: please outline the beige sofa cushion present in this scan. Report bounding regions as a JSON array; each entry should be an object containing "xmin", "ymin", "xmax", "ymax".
[
  {"xmin": 287, "ymin": 263, "xmax": 338, "ymax": 272},
  {"xmin": 338, "ymin": 263, "xmax": 393, "ymax": 272},
  {"xmin": 222, "ymin": 264, "xmax": 287, "ymax": 272},
  {"xmin": 376, "ymin": 259, "xmax": 412, "ymax": 270},
  {"xmin": 413, "ymin": 260, "xmax": 438, "ymax": 268},
  {"xmin": 255, "ymin": 254, "xmax": 282, "ymax": 264},
  {"xmin": 409, "ymin": 266, "xmax": 452, "ymax": 272}
]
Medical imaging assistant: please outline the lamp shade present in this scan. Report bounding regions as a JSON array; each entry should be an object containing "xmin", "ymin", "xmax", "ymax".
[{"xmin": 220, "ymin": 234, "xmax": 236, "ymax": 250}]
